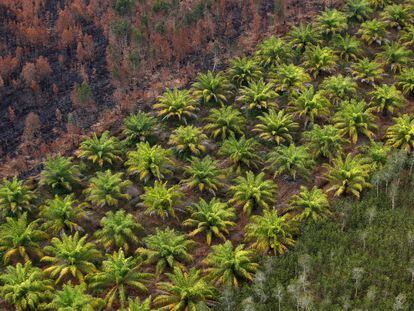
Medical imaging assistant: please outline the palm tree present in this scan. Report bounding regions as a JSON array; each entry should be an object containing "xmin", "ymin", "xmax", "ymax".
[
  {"xmin": 397, "ymin": 67, "xmax": 414, "ymax": 95},
  {"xmin": 237, "ymin": 79, "xmax": 278, "ymax": 111},
  {"xmin": 255, "ymin": 36, "xmax": 291, "ymax": 68},
  {"xmin": 351, "ymin": 58, "xmax": 384, "ymax": 84},
  {"xmin": 89, "ymin": 250, "xmax": 151, "ymax": 309},
  {"xmin": 183, "ymin": 198, "xmax": 236, "ymax": 245},
  {"xmin": 40, "ymin": 155, "xmax": 81, "ymax": 194},
  {"xmin": 323, "ymin": 154, "xmax": 372, "ymax": 198},
  {"xmin": 137, "ymin": 228, "xmax": 195, "ymax": 275},
  {"xmin": 42, "ymin": 232, "xmax": 101, "ymax": 284},
  {"xmin": 154, "ymin": 88, "xmax": 197, "ymax": 123},
  {"xmin": 378, "ymin": 42, "xmax": 412, "ymax": 73},
  {"xmin": 273, "ymin": 63, "xmax": 311, "ymax": 94},
  {"xmin": 47, "ymin": 282, "xmax": 104, "ymax": 311},
  {"xmin": 303, "ymin": 45, "xmax": 338, "ymax": 78},
  {"xmin": 229, "ymin": 171, "xmax": 277, "ymax": 215},
  {"xmin": 84, "ymin": 170, "xmax": 131, "ymax": 208},
  {"xmin": 140, "ymin": 181, "xmax": 182, "ymax": 220},
  {"xmin": 154, "ymin": 268, "xmax": 216, "ymax": 311},
  {"xmin": 316, "ymin": 9, "xmax": 348, "ymax": 37},
  {"xmin": 95, "ymin": 209, "xmax": 143, "ymax": 254},
  {"xmin": 0, "ymin": 262, "xmax": 53, "ymax": 311},
  {"xmin": 320, "ymin": 74, "xmax": 358, "ymax": 104},
  {"xmin": 227, "ymin": 57, "xmax": 262, "ymax": 87},
  {"xmin": 77, "ymin": 131, "xmax": 122, "ymax": 168},
  {"xmin": 361, "ymin": 141, "xmax": 391, "ymax": 169},
  {"xmin": 253, "ymin": 109, "xmax": 298, "ymax": 145},
  {"xmin": 0, "ymin": 177, "xmax": 34, "ymax": 217},
  {"xmin": 182, "ymin": 156, "xmax": 224, "ymax": 194},
  {"xmin": 168, "ymin": 125, "xmax": 207, "ymax": 157},
  {"xmin": 203, "ymin": 241, "xmax": 259, "ymax": 286},
  {"xmin": 370, "ymin": 84, "xmax": 404, "ymax": 115},
  {"xmin": 122, "ymin": 112, "xmax": 158, "ymax": 145},
  {"xmin": 126, "ymin": 142, "xmax": 173, "ymax": 182},
  {"xmin": 358, "ymin": 18, "xmax": 388, "ymax": 45},
  {"xmin": 291, "ymin": 86, "xmax": 332, "ymax": 128},
  {"xmin": 128, "ymin": 296, "xmax": 152, "ymax": 311},
  {"xmin": 218, "ymin": 135, "xmax": 261, "ymax": 172},
  {"xmin": 204, "ymin": 106, "xmax": 245, "ymax": 140},
  {"xmin": 334, "ymin": 34, "xmax": 361, "ymax": 61},
  {"xmin": 40, "ymin": 194, "xmax": 86, "ymax": 234},
  {"xmin": 345, "ymin": 0, "xmax": 373, "ymax": 22},
  {"xmin": 385, "ymin": 114, "xmax": 414, "ymax": 152},
  {"xmin": 0, "ymin": 213, "xmax": 47, "ymax": 263},
  {"xmin": 193, "ymin": 71, "xmax": 230, "ymax": 105},
  {"xmin": 399, "ymin": 24, "xmax": 414, "ymax": 47},
  {"xmin": 368, "ymin": 0, "xmax": 391, "ymax": 9},
  {"xmin": 245, "ymin": 210, "xmax": 296, "ymax": 255},
  {"xmin": 333, "ymin": 99, "xmax": 377, "ymax": 144},
  {"xmin": 381, "ymin": 4, "xmax": 411, "ymax": 28},
  {"xmin": 287, "ymin": 186, "xmax": 331, "ymax": 222},
  {"xmin": 303, "ymin": 124, "xmax": 345, "ymax": 159},
  {"xmin": 288, "ymin": 24, "xmax": 320, "ymax": 52}
]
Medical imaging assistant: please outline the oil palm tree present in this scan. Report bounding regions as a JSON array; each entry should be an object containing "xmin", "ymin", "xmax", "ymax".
[
  {"xmin": 0, "ymin": 177, "xmax": 34, "ymax": 217},
  {"xmin": 245, "ymin": 210, "xmax": 296, "ymax": 255},
  {"xmin": 203, "ymin": 241, "xmax": 259, "ymax": 287},
  {"xmin": 89, "ymin": 250, "xmax": 151, "ymax": 309},
  {"xmin": 368, "ymin": 0, "xmax": 391, "ymax": 9},
  {"xmin": 333, "ymin": 99, "xmax": 377, "ymax": 144},
  {"xmin": 334, "ymin": 34, "xmax": 361, "ymax": 61},
  {"xmin": 192, "ymin": 71, "xmax": 230, "ymax": 105},
  {"xmin": 323, "ymin": 154, "xmax": 372, "ymax": 198},
  {"xmin": 378, "ymin": 42, "xmax": 412, "ymax": 73},
  {"xmin": 128, "ymin": 296, "xmax": 152, "ymax": 311},
  {"xmin": 381, "ymin": 4, "xmax": 412, "ymax": 28},
  {"xmin": 122, "ymin": 112, "xmax": 158, "ymax": 145},
  {"xmin": 255, "ymin": 36, "xmax": 291, "ymax": 68},
  {"xmin": 168, "ymin": 125, "xmax": 207, "ymax": 157},
  {"xmin": 42, "ymin": 232, "xmax": 101, "ymax": 284},
  {"xmin": 370, "ymin": 84, "xmax": 404, "ymax": 115},
  {"xmin": 399, "ymin": 24, "xmax": 414, "ymax": 47},
  {"xmin": 351, "ymin": 58, "xmax": 384, "ymax": 84},
  {"xmin": 154, "ymin": 88, "xmax": 197, "ymax": 124},
  {"xmin": 183, "ymin": 198, "xmax": 236, "ymax": 245},
  {"xmin": 397, "ymin": 67, "xmax": 414, "ymax": 95},
  {"xmin": 287, "ymin": 186, "xmax": 331, "ymax": 222},
  {"xmin": 288, "ymin": 23, "xmax": 321, "ymax": 52},
  {"xmin": 126, "ymin": 142, "xmax": 173, "ymax": 182},
  {"xmin": 345, "ymin": 0, "xmax": 373, "ymax": 22},
  {"xmin": 137, "ymin": 228, "xmax": 195, "ymax": 275},
  {"xmin": 229, "ymin": 171, "xmax": 277, "ymax": 215},
  {"xmin": 385, "ymin": 114, "xmax": 414, "ymax": 152},
  {"xmin": 0, "ymin": 213, "xmax": 47, "ymax": 264},
  {"xmin": 0, "ymin": 262, "xmax": 53, "ymax": 311},
  {"xmin": 237, "ymin": 79, "xmax": 278, "ymax": 111},
  {"xmin": 84, "ymin": 170, "xmax": 131, "ymax": 208},
  {"xmin": 204, "ymin": 106, "xmax": 245, "ymax": 140},
  {"xmin": 154, "ymin": 268, "xmax": 216, "ymax": 311},
  {"xmin": 316, "ymin": 9, "xmax": 348, "ymax": 37},
  {"xmin": 361, "ymin": 141, "xmax": 391, "ymax": 169},
  {"xmin": 253, "ymin": 109, "xmax": 298, "ymax": 145},
  {"xmin": 320, "ymin": 74, "xmax": 358, "ymax": 104},
  {"xmin": 77, "ymin": 131, "xmax": 122, "ymax": 168},
  {"xmin": 303, "ymin": 45, "xmax": 338, "ymax": 78},
  {"xmin": 95, "ymin": 209, "xmax": 143, "ymax": 254},
  {"xmin": 273, "ymin": 63, "xmax": 311, "ymax": 94},
  {"xmin": 358, "ymin": 18, "xmax": 388, "ymax": 45},
  {"xmin": 303, "ymin": 124, "xmax": 345, "ymax": 159},
  {"xmin": 227, "ymin": 57, "xmax": 262, "ymax": 87}
]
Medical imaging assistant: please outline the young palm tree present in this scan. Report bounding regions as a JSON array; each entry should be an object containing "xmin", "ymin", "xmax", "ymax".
[
  {"xmin": 320, "ymin": 74, "xmax": 358, "ymax": 104},
  {"xmin": 0, "ymin": 262, "xmax": 53, "ymax": 311},
  {"xmin": 323, "ymin": 154, "xmax": 372, "ymax": 198},
  {"xmin": 0, "ymin": 177, "xmax": 34, "ymax": 217},
  {"xmin": 40, "ymin": 155, "xmax": 81, "ymax": 193},
  {"xmin": 291, "ymin": 86, "xmax": 332, "ymax": 128},
  {"xmin": 204, "ymin": 106, "xmax": 245, "ymax": 140},
  {"xmin": 182, "ymin": 156, "xmax": 225, "ymax": 194},
  {"xmin": 168, "ymin": 125, "xmax": 207, "ymax": 157},
  {"xmin": 89, "ymin": 250, "xmax": 151, "ymax": 309},
  {"xmin": 288, "ymin": 24, "xmax": 320, "ymax": 52},
  {"xmin": 47, "ymin": 282, "xmax": 104, "ymax": 311},
  {"xmin": 84, "ymin": 170, "xmax": 131, "ymax": 208},
  {"xmin": 77, "ymin": 131, "xmax": 122, "ymax": 168},
  {"xmin": 192, "ymin": 71, "xmax": 230, "ymax": 105},
  {"xmin": 42, "ymin": 232, "xmax": 101, "ymax": 284},
  {"xmin": 253, "ymin": 109, "xmax": 298, "ymax": 145},
  {"xmin": 303, "ymin": 45, "xmax": 338, "ymax": 78},
  {"xmin": 378, "ymin": 42, "xmax": 412, "ymax": 73},
  {"xmin": 140, "ymin": 181, "xmax": 182, "ymax": 220},
  {"xmin": 345, "ymin": 0, "xmax": 373, "ymax": 22},
  {"xmin": 361, "ymin": 141, "xmax": 391, "ymax": 169},
  {"xmin": 126, "ymin": 142, "xmax": 173, "ymax": 182},
  {"xmin": 183, "ymin": 198, "xmax": 236, "ymax": 245},
  {"xmin": 95, "ymin": 209, "xmax": 143, "ymax": 254},
  {"xmin": 218, "ymin": 135, "xmax": 261, "ymax": 172},
  {"xmin": 333, "ymin": 99, "xmax": 377, "ymax": 144},
  {"xmin": 128, "ymin": 296, "xmax": 152, "ymax": 311},
  {"xmin": 154, "ymin": 268, "xmax": 216, "ymax": 311},
  {"xmin": 287, "ymin": 186, "xmax": 331, "ymax": 222},
  {"xmin": 273, "ymin": 63, "xmax": 311, "ymax": 94},
  {"xmin": 370, "ymin": 84, "xmax": 405, "ymax": 115},
  {"xmin": 122, "ymin": 112, "xmax": 158, "ymax": 145},
  {"xmin": 351, "ymin": 58, "xmax": 384, "ymax": 84},
  {"xmin": 385, "ymin": 114, "xmax": 414, "ymax": 152},
  {"xmin": 227, "ymin": 56, "xmax": 262, "ymax": 87},
  {"xmin": 229, "ymin": 171, "xmax": 277, "ymax": 215},
  {"xmin": 0, "ymin": 213, "xmax": 47, "ymax": 264},
  {"xmin": 303, "ymin": 124, "xmax": 345, "ymax": 159},
  {"xmin": 237, "ymin": 79, "xmax": 278, "ymax": 111},
  {"xmin": 203, "ymin": 241, "xmax": 259, "ymax": 286},
  {"xmin": 358, "ymin": 18, "xmax": 388, "ymax": 45},
  {"xmin": 154, "ymin": 88, "xmax": 197, "ymax": 123},
  {"xmin": 334, "ymin": 34, "xmax": 361, "ymax": 61},
  {"xmin": 255, "ymin": 36, "xmax": 291, "ymax": 68},
  {"xmin": 316, "ymin": 9, "xmax": 348, "ymax": 37},
  {"xmin": 137, "ymin": 228, "xmax": 195, "ymax": 275},
  {"xmin": 381, "ymin": 4, "xmax": 411, "ymax": 28},
  {"xmin": 397, "ymin": 67, "xmax": 414, "ymax": 95},
  {"xmin": 40, "ymin": 194, "xmax": 86, "ymax": 234},
  {"xmin": 245, "ymin": 209, "xmax": 296, "ymax": 255},
  {"xmin": 266, "ymin": 144, "xmax": 315, "ymax": 181}
]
